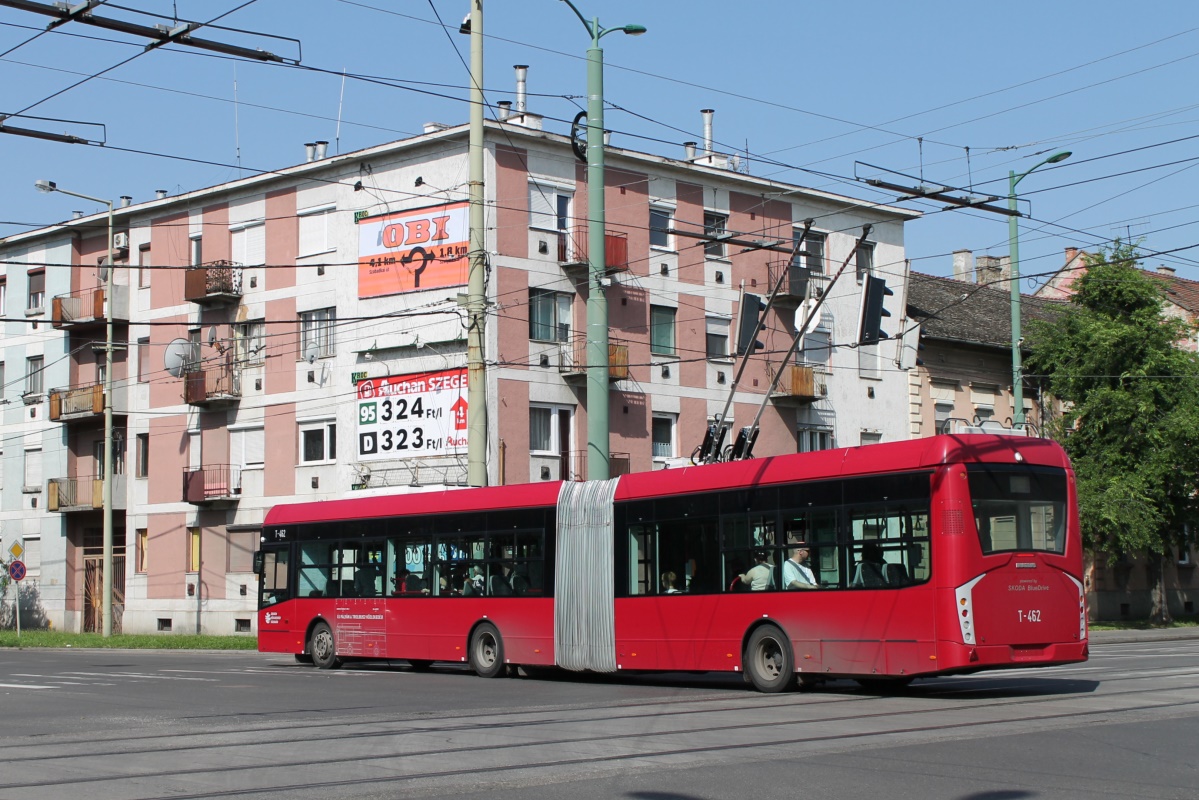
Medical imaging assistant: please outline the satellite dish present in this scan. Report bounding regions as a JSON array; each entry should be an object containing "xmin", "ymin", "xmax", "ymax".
[
  {"xmin": 304, "ymin": 341, "xmax": 319, "ymax": 365},
  {"xmin": 207, "ymin": 326, "xmax": 217, "ymax": 346},
  {"xmin": 164, "ymin": 338, "xmax": 191, "ymax": 378},
  {"xmin": 97, "ymin": 256, "xmax": 110, "ymax": 283}
]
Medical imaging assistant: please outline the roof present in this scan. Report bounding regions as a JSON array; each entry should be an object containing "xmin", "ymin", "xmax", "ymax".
[
  {"xmin": 906, "ymin": 271, "xmax": 1065, "ymax": 349},
  {"xmin": 1148, "ymin": 270, "xmax": 1199, "ymax": 315}
]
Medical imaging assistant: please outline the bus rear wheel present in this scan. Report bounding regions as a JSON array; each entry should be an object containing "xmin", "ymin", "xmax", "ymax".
[
  {"xmin": 310, "ymin": 621, "xmax": 341, "ymax": 670},
  {"xmin": 469, "ymin": 622, "xmax": 505, "ymax": 678},
  {"xmin": 745, "ymin": 625, "xmax": 797, "ymax": 693}
]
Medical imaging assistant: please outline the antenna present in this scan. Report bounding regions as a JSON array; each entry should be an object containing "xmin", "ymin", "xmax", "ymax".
[
  {"xmin": 233, "ymin": 64, "xmax": 242, "ymax": 176},
  {"xmin": 304, "ymin": 341, "xmax": 319, "ymax": 365},
  {"xmin": 335, "ymin": 67, "xmax": 347, "ymax": 155},
  {"xmin": 164, "ymin": 338, "xmax": 191, "ymax": 378}
]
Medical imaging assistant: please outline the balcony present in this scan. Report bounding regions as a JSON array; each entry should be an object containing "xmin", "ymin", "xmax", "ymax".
[
  {"xmin": 47, "ymin": 474, "xmax": 127, "ymax": 513},
  {"xmin": 184, "ymin": 363, "xmax": 242, "ymax": 407},
  {"xmin": 530, "ymin": 451, "xmax": 632, "ymax": 482},
  {"xmin": 765, "ymin": 260, "xmax": 813, "ymax": 309},
  {"xmin": 48, "ymin": 382, "xmax": 127, "ymax": 423},
  {"xmin": 183, "ymin": 464, "xmax": 241, "ymax": 505},
  {"xmin": 768, "ymin": 364, "xmax": 827, "ymax": 404},
  {"xmin": 558, "ymin": 333, "xmax": 629, "ymax": 382},
  {"xmin": 51, "ymin": 285, "xmax": 129, "ymax": 329},
  {"xmin": 184, "ymin": 261, "xmax": 243, "ymax": 305},
  {"xmin": 558, "ymin": 226, "xmax": 629, "ymax": 276}
]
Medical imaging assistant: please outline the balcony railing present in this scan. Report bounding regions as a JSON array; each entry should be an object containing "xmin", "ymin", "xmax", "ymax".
[
  {"xmin": 49, "ymin": 383, "xmax": 103, "ymax": 421},
  {"xmin": 51, "ymin": 285, "xmax": 129, "ymax": 329},
  {"xmin": 184, "ymin": 363, "xmax": 242, "ymax": 406},
  {"xmin": 183, "ymin": 464, "xmax": 242, "ymax": 504},
  {"xmin": 558, "ymin": 226, "xmax": 629, "ymax": 273},
  {"xmin": 530, "ymin": 450, "xmax": 632, "ymax": 482},
  {"xmin": 47, "ymin": 474, "xmax": 127, "ymax": 512},
  {"xmin": 767, "ymin": 364, "xmax": 826, "ymax": 403},
  {"xmin": 558, "ymin": 333, "xmax": 629, "ymax": 382},
  {"xmin": 184, "ymin": 261, "xmax": 243, "ymax": 304}
]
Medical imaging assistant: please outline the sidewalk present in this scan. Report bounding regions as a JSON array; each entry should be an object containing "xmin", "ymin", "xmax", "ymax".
[{"xmin": 1089, "ymin": 626, "xmax": 1199, "ymax": 645}]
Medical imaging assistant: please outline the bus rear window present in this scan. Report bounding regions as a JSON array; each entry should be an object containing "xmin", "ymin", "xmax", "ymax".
[{"xmin": 967, "ymin": 465, "xmax": 1067, "ymax": 555}]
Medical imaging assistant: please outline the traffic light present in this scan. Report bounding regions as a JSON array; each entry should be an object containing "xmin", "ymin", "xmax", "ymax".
[
  {"xmin": 736, "ymin": 292, "xmax": 766, "ymax": 356},
  {"xmin": 857, "ymin": 276, "xmax": 894, "ymax": 345}
]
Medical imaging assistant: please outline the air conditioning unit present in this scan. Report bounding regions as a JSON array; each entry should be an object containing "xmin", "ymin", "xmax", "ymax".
[{"xmin": 113, "ymin": 232, "xmax": 130, "ymax": 250}]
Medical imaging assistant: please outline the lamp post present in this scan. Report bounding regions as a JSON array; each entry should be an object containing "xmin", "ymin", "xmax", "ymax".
[
  {"xmin": 35, "ymin": 179, "xmax": 116, "ymax": 638},
  {"xmin": 1008, "ymin": 150, "xmax": 1070, "ymax": 429},
  {"xmin": 558, "ymin": 0, "xmax": 645, "ymax": 481}
]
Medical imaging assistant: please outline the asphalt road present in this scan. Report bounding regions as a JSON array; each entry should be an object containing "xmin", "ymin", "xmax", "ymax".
[{"xmin": 0, "ymin": 634, "xmax": 1197, "ymax": 800}]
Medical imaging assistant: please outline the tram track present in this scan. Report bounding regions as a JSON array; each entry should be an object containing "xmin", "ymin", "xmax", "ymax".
[{"xmin": 3, "ymin": 653, "xmax": 1199, "ymax": 799}]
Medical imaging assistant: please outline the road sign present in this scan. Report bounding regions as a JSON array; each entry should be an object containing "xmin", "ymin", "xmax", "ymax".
[
  {"xmin": 9, "ymin": 560, "xmax": 26, "ymax": 582},
  {"xmin": 7, "ymin": 540, "xmax": 23, "ymax": 560}
]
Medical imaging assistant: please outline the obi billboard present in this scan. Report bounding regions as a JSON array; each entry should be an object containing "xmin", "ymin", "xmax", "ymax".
[
  {"xmin": 357, "ymin": 201, "xmax": 469, "ymax": 298},
  {"xmin": 356, "ymin": 368, "xmax": 468, "ymax": 462}
]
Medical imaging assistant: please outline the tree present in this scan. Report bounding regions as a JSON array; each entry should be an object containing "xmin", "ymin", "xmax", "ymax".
[{"xmin": 1026, "ymin": 242, "xmax": 1199, "ymax": 623}]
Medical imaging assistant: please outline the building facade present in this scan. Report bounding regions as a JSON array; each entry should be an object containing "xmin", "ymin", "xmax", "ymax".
[{"xmin": 0, "ymin": 116, "xmax": 917, "ymax": 634}]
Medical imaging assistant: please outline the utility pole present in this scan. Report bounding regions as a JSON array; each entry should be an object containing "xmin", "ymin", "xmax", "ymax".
[{"xmin": 465, "ymin": 0, "xmax": 487, "ymax": 487}]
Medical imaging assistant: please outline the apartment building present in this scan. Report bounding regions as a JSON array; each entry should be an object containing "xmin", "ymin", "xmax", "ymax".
[{"xmin": 0, "ymin": 113, "xmax": 917, "ymax": 634}]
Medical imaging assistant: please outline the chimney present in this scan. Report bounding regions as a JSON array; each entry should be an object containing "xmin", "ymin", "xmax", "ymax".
[
  {"xmin": 155, "ymin": 189, "xmax": 168, "ymax": 200},
  {"xmin": 497, "ymin": 100, "xmax": 512, "ymax": 121},
  {"xmin": 422, "ymin": 122, "xmax": 451, "ymax": 133},
  {"xmin": 1065, "ymin": 246, "xmax": 1079, "ymax": 264},
  {"xmin": 952, "ymin": 249, "xmax": 974, "ymax": 283},
  {"xmin": 976, "ymin": 255, "xmax": 1006, "ymax": 286},
  {"xmin": 1158, "ymin": 265, "xmax": 1176, "ymax": 276},
  {"xmin": 304, "ymin": 142, "xmax": 316, "ymax": 162},
  {"xmin": 514, "ymin": 65, "xmax": 528, "ymax": 113},
  {"xmin": 72, "ymin": 211, "xmax": 84, "ymax": 219},
  {"xmin": 314, "ymin": 141, "xmax": 328, "ymax": 160},
  {"xmin": 701, "ymin": 109, "xmax": 714, "ymax": 156},
  {"xmin": 684, "ymin": 141, "xmax": 697, "ymax": 160},
  {"xmin": 603, "ymin": 130, "xmax": 612, "ymax": 146},
  {"xmin": 120, "ymin": 196, "xmax": 132, "ymax": 208}
]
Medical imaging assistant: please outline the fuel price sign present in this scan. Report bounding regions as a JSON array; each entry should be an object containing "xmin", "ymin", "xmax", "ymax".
[{"xmin": 356, "ymin": 368, "xmax": 468, "ymax": 462}]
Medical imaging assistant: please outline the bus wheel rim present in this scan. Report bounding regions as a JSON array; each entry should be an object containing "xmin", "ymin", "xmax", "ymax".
[
  {"xmin": 757, "ymin": 639, "xmax": 782, "ymax": 680},
  {"xmin": 477, "ymin": 633, "xmax": 496, "ymax": 666},
  {"xmin": 314, "ymin": 629, "xmax": 333, "ymax": 661}
]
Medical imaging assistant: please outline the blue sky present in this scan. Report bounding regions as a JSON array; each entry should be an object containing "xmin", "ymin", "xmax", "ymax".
[{"xmin": 3, "ymin": 0, "xmax": 1198, "ymax": 285}]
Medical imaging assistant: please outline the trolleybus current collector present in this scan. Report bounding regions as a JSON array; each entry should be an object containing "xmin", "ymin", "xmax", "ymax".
[{"xmin": 255, "ymin": 434, "xmax": 1088, "ymax": 692}]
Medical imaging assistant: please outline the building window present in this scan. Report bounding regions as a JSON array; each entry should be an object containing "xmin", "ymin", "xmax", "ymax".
[
  {"xmin": 299, "ymin": 308, "xmax": 336, "ymax": 359},
  {"xmin": 0, "ymin": 362, "xmax": 5, "ymax": 398},
  {"xmin": 23, "ymin": 448, "xmax": 42, "ymax": 492},
  {"xmin": 529, "ymin": 182, "xmax": 572, "ymax": 232},
  {"xmin": 136, "ymin": 528, "xmax": 148, "ymax": 573},
  {"xmin": 651, "ymin": 414, "xmax": 676, "ymax": 460},
  {"xmin": 855, "ymin": 241, "xmax": 874, "ymax": 283},
  {"xmin": 705, "ymin": 317, "xmax": 730, "ymax": 360},
  {"xmin": 136, "ymin": 433, "xmax": 150, "ymax": 478},
  {"xmin": 861, "ymin": 431, "xmax": 882, "ymax": 446},
  {"xmin": 189, "ymin": 235, "xmax": 203, "ymax": 266},
  {"xmin": 188, "ymin": 527, "xmax": 201, "ymax": 573},
  {"xmin": 24, "ymin": 356, "xmax": 43, "ymax": 396},
  {"xmin": 299, "ymin": 419, "xmax": 336, "ymax": 464},
  {"xmin": 975, "ymin": 406, "xmax": 994, "ymax": 425},
  {"xmin": 650, "ymin": 305, "xmax": 677, "ymax": 355},
  {"xmin": 235, "ymin": 320, "xmax": 266, "ymax": 364},
  {"xmin": 138, "ymin": 244, "xmax": 151, "ymax": 288},
  {"xmin": 798, "ymin": 427, "xmax": 832, "ymax": 453},
  {"xmin": 649, "ymin": 207, "xmax": 673, "ymax": 249},
  {"xmin": 231, "ymin": 222, "xmax": 265, "ymax": 266},
  {"xmin": 859, "ymin": 342, "xmax": 880, "ymax": 379},
  {"xmin": 0, "ymin": 276, "xmax": 7, "ymax": 313},
  {"xmin": 795, "ymin": 229, "xmax": 826, "ymax": 276},
  {"xmin": 530, "ymin": 405, "xmax": 571, "ymax": 455},
  {"xmin": 27, "ymin": 269, "xmax": 45, "ymax": 312},
  {"xmin": 95, "ymin": 435, "xmax": 125, "ymax": 476},
  {"xmin": 137, "ymin": 337, "xmax": 150, "ymax": 382},
  {"xmin": 703, "ymin": 212, "xmax": 728, "ymax": 258},
  {"xmin": 231, "ymin": 426, "xmax": 265, "ymax": 470},
  {"xmin": 934, "ymin": 402, "xmax": 955, "ymax": 435},
  {"xmin": 529, "ymin": 289, "xmax": 571, "ymax": 342},
  {"xmin": 298, "ymin": 206, "xmax": 334, "ymax": 256}
]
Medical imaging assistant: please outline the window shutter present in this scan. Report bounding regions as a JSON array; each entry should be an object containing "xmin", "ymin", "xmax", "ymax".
[
  {"xmin": 246, "ymin": 427, "xmax": 265, "ymax": 467},
  {"xmin": 230, "ymin": 429, "xmax": 244, "ymax": 471},
  {"xmin": 188, "ymin": 432, "xmax": 202, "ymax": 470},
  {"xmin": 529, "ymin": 184, "xmax": 556, "ymax": 231},
  {"xmin": 299, "ymin": 211, "xmax": 327, "ymax": 255},
  {"xmin": 24, "ymin": 449, "xmax": 42, "ymax": 488}
]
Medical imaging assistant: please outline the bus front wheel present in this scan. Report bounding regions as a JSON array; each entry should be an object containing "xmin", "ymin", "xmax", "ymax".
[
  {"xmin": 745, "ymin": 625, "xmax": 797, "ymax": 693},
  {"xmin": 469, "ymin": 622, "xmax": 505, "ymax": 678},
  {"xmin": 310, "ymin": 621, "xmax": 342, "ymax": 670}
]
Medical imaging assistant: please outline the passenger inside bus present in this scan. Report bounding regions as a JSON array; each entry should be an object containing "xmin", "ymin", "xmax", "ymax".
[
  {"xmin": 850, "ymin": 542, "xmax": 906, "ymax": 587},
  {"xmin": 462, "ymin": 565, "xmax": 486, "ymax": 596},
  {"xmin": 738, "ymin": 551, "xmax": 775, "ymax": 591},
  {"xmin": 782, "ymin": 541, "xmax": 819, "ymax": 590},
  {"xmin": 353, "ymin": 563, "xmax": 380, "ymax": 597},
  {"xmin": 661, "ymin": 571, "xmax": 682, "ymax": 594}
]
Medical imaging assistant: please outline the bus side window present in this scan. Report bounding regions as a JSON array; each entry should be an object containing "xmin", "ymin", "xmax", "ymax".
[{"xmin": 260, "ymin": 549, "xmax": 290, "ymax": 605}]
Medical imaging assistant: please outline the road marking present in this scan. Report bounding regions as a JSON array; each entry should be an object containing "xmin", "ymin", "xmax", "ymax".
[{"xmin": 0, "ymin": 682, "xmax": 55, "ymax": 689}]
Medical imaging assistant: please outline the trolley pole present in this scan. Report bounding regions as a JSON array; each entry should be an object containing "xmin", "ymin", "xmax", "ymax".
[{"xmin": 465, "ymin": 0, "xmax": 487, "ymax": 487}]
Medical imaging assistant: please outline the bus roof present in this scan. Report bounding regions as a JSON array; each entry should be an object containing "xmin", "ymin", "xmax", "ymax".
[{"xmin": 263, "ymin": 434, "xmax": 1069, "ymax": 527}]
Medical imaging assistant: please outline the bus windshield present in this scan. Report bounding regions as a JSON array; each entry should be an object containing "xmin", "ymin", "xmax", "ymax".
[{"xmin": 968, "ymin": 465, "xmax": 1068, "ymax": 555}]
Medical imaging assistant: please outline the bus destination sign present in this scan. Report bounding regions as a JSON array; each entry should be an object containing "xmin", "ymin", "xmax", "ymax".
[{"xmin": 356, "ymin": 368, "xmax": 468, "ymax": 462}]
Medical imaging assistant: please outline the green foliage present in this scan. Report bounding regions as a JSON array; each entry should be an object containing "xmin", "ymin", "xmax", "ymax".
[
  {"xmin": 1027, "ymin": 241, "xmax": 1199, "ymax": 559},
  {"xmin": 0, "ymin": 631, "xmax": 258, "ymax": 649}
]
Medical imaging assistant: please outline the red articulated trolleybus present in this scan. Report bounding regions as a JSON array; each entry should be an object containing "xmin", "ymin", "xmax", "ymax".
[{"xmin": 255, "ymin": 434, "xmax": 1088, "ymax": 692}]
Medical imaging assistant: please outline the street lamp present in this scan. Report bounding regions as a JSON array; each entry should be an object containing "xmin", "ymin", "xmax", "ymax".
[
  {"xmin": 36, "ymin": 179, "xmax": 117, "ymax": 638},
  {"xmin": 558, "ymin": 0, "xmax": 645, "ymax": 481},
  {"xmin": 1008, "ymin": 150, "xmax": 1070, "ymax": 430}
]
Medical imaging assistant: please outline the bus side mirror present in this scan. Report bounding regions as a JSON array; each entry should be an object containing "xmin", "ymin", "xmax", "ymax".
[{"xmin": 252, "ymin": 551, "xmax": 265, "ymax": 575}]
